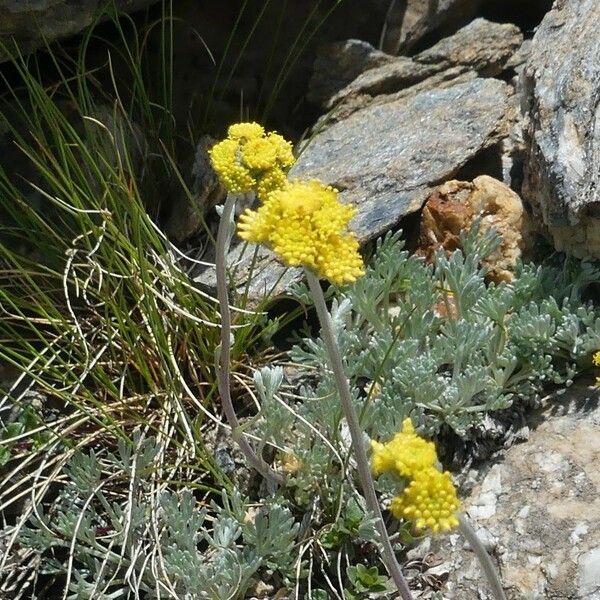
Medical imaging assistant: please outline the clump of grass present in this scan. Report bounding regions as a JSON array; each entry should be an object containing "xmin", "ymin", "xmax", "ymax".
[
  {"xmin": 0, "ymin": 7, "xmax": 278, "ymax": 596},
  {"xmin": 0, "ymin": 2, "xmax": 353, "ymax": 595}
]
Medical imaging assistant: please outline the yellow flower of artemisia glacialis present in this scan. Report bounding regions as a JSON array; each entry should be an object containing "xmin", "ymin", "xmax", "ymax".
[
  {"xmin": 237, "ymin": 180, "xmax": 365, "ymax": 285},
  {"xmin": 371, "ymin": 418, "xmax": 460, "ymax": 533},
  {"xmin": 208, "ymin": 122, "xmax": 294, "ymax": 200}
]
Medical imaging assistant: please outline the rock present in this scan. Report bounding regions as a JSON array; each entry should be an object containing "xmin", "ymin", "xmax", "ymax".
[
  {"xmin": 196, "ymin": 78, "xmax": 510, "ymax": 304},
  {"xmin": 521, "ymin": 0, "xmax": 600, "ymax": 260},
  {"xmin": 414, "ymin": 18, "xmax": 522, "ymax": 77},
  {"xmin": 307, "ymin": 39, "xmax": 395, "ymax": 108},
  {"xmin": 163, "ymin": 136, "xmax": 226, "ymax": 243},
  {"xmin": 0, "ymin": 1, "xmax": 159, "ymax": 62},
  {"xmin": 329, "ymin": 19, "xmax": 522, "ymax": 109},
  {"xmin": 380, "ymin": 0, "xmax": 483, "ymax": 55},
  {"xmin": 413, "ymin": 380, "xmax": 600, "ymax": 599},
  {"xmin": 293, "ymin": 78, "xmax": 511, "ymax": 242},
  {"xmin": 417, "ymin": 176, "xmax": 528, "ymax": 283}
]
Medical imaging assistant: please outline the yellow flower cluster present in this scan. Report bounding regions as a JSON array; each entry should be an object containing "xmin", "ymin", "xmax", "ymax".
[
  {"xmin": 238, "ymin": 180, "xmax": 365, "ymax": 285},
  {"xmin": 593, "ymin": 351, "xmax": 600, "ymax": 386},
  {"xmin": 390, "ymin": 468, "xmax": 461, "ymax": 533},
  {"xmin": 371, "ymin": 417, "xmax": 437, "ymax": 478},
  {"xmin": 209, "ymin": 122, "xmax": 294, "ymax": 199},
  {"xmin": 371, "ymin": 418, "xmax": 460, "ymax": 534}
]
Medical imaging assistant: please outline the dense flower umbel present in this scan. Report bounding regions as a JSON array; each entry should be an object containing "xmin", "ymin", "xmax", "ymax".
[
  {"xmin": 209, "ymin": 122, "xmax": 295, "ymax": 199},
  {"xmin": 238, "ymin": 180, "xmax": 365, "ymax": 285},
  {"xmin": 371, "ymin": 417, "xmax": 437, "ymax": 478},
  {"xmin": 390, "ymin": 468, "xmax": 460, "ymax": 533},
  {"xmin": 371, "ymin": 418, "xmax": 460, "ymax": 533}
]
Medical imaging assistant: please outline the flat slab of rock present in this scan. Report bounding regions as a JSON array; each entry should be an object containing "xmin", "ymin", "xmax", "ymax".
[
  {"xmin": 293, "ymin": 77, "xmax": 510, "ymax": 241},
  {"xmin": 0, "ymin": 1, "xmax": 158, "ymax": 62},
  {"xmin": 411, "ymin": 380, "xmax": 600, "ymax": 599},
  {"xmin": 307, "ymin": 39, "xmax": 395, "ymax": 108},
  {"xmin": 521, "ymin": 0, "xmax": 600, "ymax": 259},
  {"xmin": 330, "ymin": 19, "xmax": 522, "ymax": 108}
]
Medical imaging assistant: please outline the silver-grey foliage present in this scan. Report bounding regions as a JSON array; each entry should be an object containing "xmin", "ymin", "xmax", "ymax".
[
  {"xmin": 290, "ymin": 226, "xmax": 600, "ymax": 440},
  {"xmin": 18, "ymin": 439, "xmax": 299, "ymax": 599}
]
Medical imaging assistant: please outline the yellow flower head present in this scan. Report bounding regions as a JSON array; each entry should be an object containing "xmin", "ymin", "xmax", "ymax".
[
  {"xmin": 370, "ymin": 418, "xmax": 437, "ymax": 478},
  {"xmin": 371, "ymin": 418, "xmax": 460, "ymax": 533},
  {"xmin": 256, "ymin": 167, "xmax": 288, "ymax": 202},
  {"xmin": 228, "ymin": 122, "xmax": 264, "ymax": 140},
  {"xmin": 390, "ymin": 467, "xmax": 461, "ymax": 533},
  {"xmin": 237, "ymin": 180, "xmax": 364, "ymax": 285},
  {"xmin": 209, "ymin": 138, "xmax": 256, "ymax": 194},
  {"xmin": 242, "ymin": 137, "xmax": 278, "ymax": 170},
  {"xmin": 209, "ymin": 122, "xmax": 295, "ymax": 199},
  {"xmin": 267, "ymin": 132, "xmax": 295, "ymax": 167}
]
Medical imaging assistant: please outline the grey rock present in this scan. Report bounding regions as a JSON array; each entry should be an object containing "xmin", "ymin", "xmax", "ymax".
[
  {"xmin": 0, "ymin": 1, "xmax": 159, "ymax": 62},
  {"xmin": 412, "ymin": 380, "xmax": 600, "ymax": 599},
  {"xmin": 192, "ymin": 241, "xmax": 301, "ymax": 305},
  {"xmin": 415, "ymin": 18, "xmax": 522, "ymax": 76},
  {"xmin": 293, "ymin": 77, "xmax": 510, "ymax": 242},
  {"xmin": 329, "ymin": 18, "xmax": 522, "ymax": 109},
  {"xmin": 307, "ymin": 39, "xmax": 395, "ymax": 108},
  {"xmin": 327, "ymin": 56, "xmax": 432, "ymax": 109},
  {"xmin": 521, "ymin": 0, "xmax": 600, "ymax": 260},
  {"xmin": 380, "ymin": 0, "xmax": 483, "ymax": 55}
]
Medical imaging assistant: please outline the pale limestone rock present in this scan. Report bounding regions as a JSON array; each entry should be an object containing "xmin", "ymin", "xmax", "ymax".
[{"xmin": 412, "ymin": 381, "xmax": 600, "ymax": 599}]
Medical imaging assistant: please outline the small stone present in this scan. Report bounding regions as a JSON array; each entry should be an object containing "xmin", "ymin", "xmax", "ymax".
[{"xmin": 417, "ymin": 176, "xmax": 528, "ymax": 283}]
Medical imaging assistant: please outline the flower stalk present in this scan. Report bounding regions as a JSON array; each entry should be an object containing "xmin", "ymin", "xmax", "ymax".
[
  {"xmin": 305, "ymin": 269, "xmax": 414, "ymax": 600},
  {"xmin": 458, "ymin": 513, "xmax": 507, "ymax": 600},
  {"xmin": 215, "ymin": 192, "xmax": 284, "ymax": 486}
]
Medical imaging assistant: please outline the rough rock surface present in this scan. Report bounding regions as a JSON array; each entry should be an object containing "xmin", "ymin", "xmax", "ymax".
[
  {"xmin": 293, "ymin": 78, "xmax": 510, "ymax": 242},
  {"xmin": 417, "ymin": 176, "xmax": 528, "ymax": 283},
  {"xmin": 0, "ymin": 1, "xmax": 159, "ymax": 62},
  {"xmin": 329, "ymin": 19, "xmax": 522, "ymax": 109},
  {"xmin": 380, "ymin": 0, "xmax": 482, "ymax": 55},
  {"xmin": 521, "ymin": 0, "xmax": 600, "ymax": 260},
  {"xmin": 409, "ymin": 380, "xmax": 600, "ymax": 599},
  {"xmin": 415, "ymin": 18, "xmax": 522, "ymax": 77}
]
